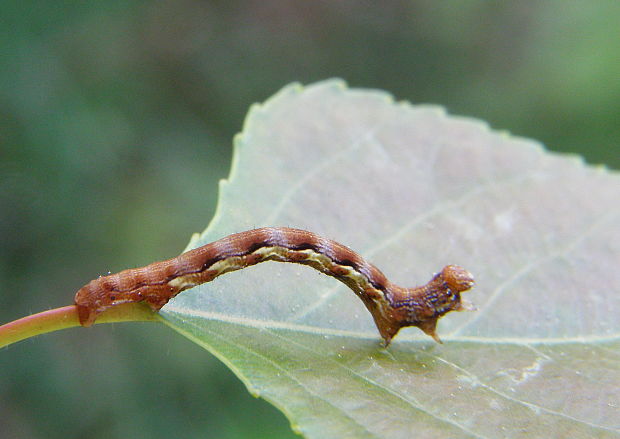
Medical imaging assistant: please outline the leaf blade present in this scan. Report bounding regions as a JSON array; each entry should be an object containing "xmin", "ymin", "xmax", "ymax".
[{"xmin": 161, "ymin": 80, "xmax": 620, "ymax": 438}]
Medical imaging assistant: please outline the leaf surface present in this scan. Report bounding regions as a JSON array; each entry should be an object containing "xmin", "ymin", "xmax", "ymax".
[{"xmin": 161, "ymin": 80, "xmax": 620, "ymax": 438}]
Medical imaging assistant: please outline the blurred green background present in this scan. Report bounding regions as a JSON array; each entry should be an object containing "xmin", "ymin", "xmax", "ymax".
[{"xmin": 1, "ymin": 1, "xmax": 618, "ymax": 438}]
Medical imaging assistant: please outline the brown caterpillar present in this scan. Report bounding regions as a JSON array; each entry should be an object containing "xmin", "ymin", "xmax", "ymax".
[{"xmin": 74, "ymin": 227, "xmax": 475, "ymax": 345}]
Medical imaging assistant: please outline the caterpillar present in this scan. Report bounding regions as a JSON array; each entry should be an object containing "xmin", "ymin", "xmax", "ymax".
[{"xmin": 74, "ymin": 227, "xmax": 475, "ymax": 345}]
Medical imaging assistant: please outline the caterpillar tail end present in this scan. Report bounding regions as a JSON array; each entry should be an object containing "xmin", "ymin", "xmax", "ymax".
[{"xmin": 75, "ymin": 303, "xmax": 96, "ymax": 327}]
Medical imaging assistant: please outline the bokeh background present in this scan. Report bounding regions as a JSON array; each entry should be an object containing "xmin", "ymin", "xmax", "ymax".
[{"xmin": 1, "ymin": 2, "xmax": 618, "ymax": 438}]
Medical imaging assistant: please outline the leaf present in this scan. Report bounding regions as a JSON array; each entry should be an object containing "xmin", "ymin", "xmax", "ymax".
[{"xmin": 160, "ymin": 80, "xmax": 620, "ymax": 438}]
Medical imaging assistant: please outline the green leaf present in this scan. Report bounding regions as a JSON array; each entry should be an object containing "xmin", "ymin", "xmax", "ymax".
[{"xmin": 160, "ymin": 80, "xmax": 620, "ymax": 438}]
